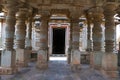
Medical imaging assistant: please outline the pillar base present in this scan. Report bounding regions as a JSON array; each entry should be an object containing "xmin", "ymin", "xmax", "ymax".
[
  {"xmin": 25, "ymin": 49, "xmax": 32, "ymax": 62},
  {"xmin": 0, "ymin": 67, "xmax": 17, "ymax": 75},
  {"xmin": 90, "ymin": 51, "xmax": 103, "ymax": 70},
  {"xmin": 71, "ymin": 64, "xmax": 81, "ymax": 71},
  {"xmin": 16, "ymin": 49, "xmax": 29, "ymax": 67},
  {"xmin": 101, "ymin": 53, "xmax": 118, "ymax": 78},
  {"xmin": 1, "ymin": 50, "xmax": 17, "ymax": 74},
  {"xmin": 36, "ymin": 50, "xmax": 48, "ymax": 69},
  {"xmin": 71, "ymin": 49, "xmax": 81, "ymax": 71},
  {"xmin": 67, "ymin": 53, "xmax": 71, "ymax": 64}
]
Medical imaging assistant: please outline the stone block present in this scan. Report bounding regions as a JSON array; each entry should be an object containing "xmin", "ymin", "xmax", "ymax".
[
  {"xmin": 90, "ymin": 51, "xmax": 103, "ymax": 70},
  {"xmin": 36, "ymin": 50, "xmax": 48, "ymax": 69},
  {"xmin": 71, "ymin": 49, "xmax": 81, "ymax": 71},
  {"xmin": 0, "ymin": 50, "xmax": 17, "ymax": 74},
  {"xmin": 101, "ymin": 53, "xmax": 118, "ymax": 78},
  {"xmin": 16, "ymin": 49, "xmax": 29, "ymax": 67}
]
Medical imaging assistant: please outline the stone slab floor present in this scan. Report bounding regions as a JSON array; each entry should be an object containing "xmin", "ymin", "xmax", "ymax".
[{"xmin": 0, "ymin": 57, "xmax": 120, "ymax": 80}]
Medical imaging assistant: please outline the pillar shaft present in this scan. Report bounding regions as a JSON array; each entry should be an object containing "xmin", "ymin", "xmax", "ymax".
[
  {"xmin": 15, "ymin": 8, "xmax": 28, "ymax": 49},
  {"xmin": 4, "ymin": 2, "xmax": 17, "ymax": 50},
  {"xmin": 67, "ymin": 25, "xmax": 72, "ymax": 64},
  {"xmin": 92, "ymin": 8, "xmax": 103, "ymax": 51},
  {"xmin": 71, "ymin": 20, "xmax": 80, "ymax": 50},
  {"xmin": 86, "ymin": 12, "xmax": 92, "ymax": 51},
  {"xmin": 26, "ymin": 16, "xmax": 32, "ymax": 49},
  {"xmin": 104, "ymin": 5, "xmax": 116, "ymax": 52}
]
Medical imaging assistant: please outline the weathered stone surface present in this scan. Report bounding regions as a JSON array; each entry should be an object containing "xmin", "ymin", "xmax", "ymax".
[
  {"xmin": 71, "ymin": 49, "xmax": 81, "ymax": 71},
  {"xmin": 36, "ymin": 50, "xmax": 48, "ymax": 69},
  {"xmin": 0, "ymin": 61, "xmax": 117, "ymax": 80},
  {"xmin": 16, "ymin": 49, "xmax": 29, "ymax": 67},
  {"xmin": 90, "ymin": 51, "xmax": 103, "ymax": 70},
  {"xmin": 101, "ymin": 53, "xmax": 118, "ymax": 78},
  {"xmin": 0, "ymin": 50, "xmax": 17, "ymax": 74}
]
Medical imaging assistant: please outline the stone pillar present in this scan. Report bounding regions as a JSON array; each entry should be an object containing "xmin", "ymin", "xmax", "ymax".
[
  {"xmin": 90, "ymin": 7, "xmax": 104, "ymax": 70},
  {"xmin": 67, "ymin": 25, "xmax": 72, "ymax": 64},
  {"xmin": 70, "ymin": 19, "xmax": 81, "ymax": 71},
  {"xmin": 25, "ymin": 15, "xmax": 33, "ymax": 62},
  {"xmin": 36, "ymin": 14, "xmax": 49, "ymax": 69},
  {"xmin": 86, "ymin": 12, "xmax": 92, "ymax": 51},
  {"xmin": 102, "ymin": 3, "xmax": 118, "ymax": 78},
  {"xmin": 15, "ymin": 8, "xmax": 28, "ymax": 67},
  {"xmin": 0, "ymin": 0, "xmax": 17, "ymax": 74}
]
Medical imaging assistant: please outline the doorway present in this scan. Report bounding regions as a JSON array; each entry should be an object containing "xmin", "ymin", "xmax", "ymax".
[{"xmin": 52, "ymin": 28, "xmax": 65, "ymax": 54}]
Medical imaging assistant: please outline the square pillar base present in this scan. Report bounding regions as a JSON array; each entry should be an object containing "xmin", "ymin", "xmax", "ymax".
[
  {"xmin": 71, "ymin": 49, "xmax": 81, "ymax": 71},
  {"xmin": 101, "ymin": 53, "xmax": 118, "ymax": 78},
  {"xmin": 0, "ymin": 67, "xmax": 17, "ymax": 75},
  {"xmin": 16, "ymin": 49, "xmax": 29, "ymax": 67},
  {"xmin": 36, "ymin": 50, "xmax": 48, "ymax": 69},
  {"xmin": 0, "ymin": 50, "xmax": 17, "ymax": 74},
  {"xmin": 90, "ymin": 51, "xmax": 103, "ymax": 70}
]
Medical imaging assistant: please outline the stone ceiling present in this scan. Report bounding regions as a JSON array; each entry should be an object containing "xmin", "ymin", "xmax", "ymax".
[{"xmin": 0, "ymin": 0, "xmax": 120, "ymax": 18}]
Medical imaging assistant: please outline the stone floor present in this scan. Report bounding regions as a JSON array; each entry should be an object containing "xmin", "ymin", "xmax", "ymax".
[{"xmin": 0, "ymin": 57, "xmax": 120, "ymax": 80}]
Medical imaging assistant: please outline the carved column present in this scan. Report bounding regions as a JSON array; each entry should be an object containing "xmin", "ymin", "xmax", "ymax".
[
  {"xmin": 0, "ymin": 0, "xmax": 17, "ymax": 74},
  {"xmin": 67, "ymin": 25, "xmax": 72, "ymax": 64},
  {"xmin": 15, "ymin": 8, "xmax": 28, "ymax": 67},
  {"xmin": 26, "ymin": 16, "xmax": 32, "ymax": 49},
  {"xmin": 90, "ymin": 7, "xmax": 104, "ymax": 70},
  {"xmin": 70, "ymin": 18, "xmax": 81, "ymax": 71},
  {"xmin": 36, "ymin": 14, "xmax": 49, "ymax": 69},
  {"xmin": 86, "ymin": 12, "xmax": 92, "ymax": 51},
  {"xmin": 25, "ymin": 15, "xmax": 33, "ymax": 62},
  {"xmin": 102, "ymin": 3, "xmax": 118, "ymax": 78}
]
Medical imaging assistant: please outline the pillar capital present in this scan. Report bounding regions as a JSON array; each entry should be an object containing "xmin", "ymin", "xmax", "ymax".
[
  {"xmin": 4, "ymin": 0, "xmax": 18, "ymax": 12},
  {"xmin": 92, "ymin": 7, "xmax": 103, "ymax": 23},
  {"xmin": 70, "ymin": 17, "xmax": 79, "ymax": 23},
  {"xmin": 104, "ymin": 3, "xmax": 118, "ymax": 11},
  {"xmin": 16, "ymin": 8, "xmax": 28, "ymax": 19},
  {"xmin": 103, "ymin": 3, "xmax": 117, "ymax": 16}
]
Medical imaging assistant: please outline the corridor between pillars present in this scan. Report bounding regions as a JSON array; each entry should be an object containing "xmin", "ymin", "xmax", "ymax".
[
  {"xmin": 70, "ymin": 19, "xmax": 81, "ymax": 71},
  {"xmin": 36, "ymin": 14, "xmax": 49, "ymax": 69},
  {"xmin": 15, "ymin": 8, "xmax": 28, "ymax": 67},
  {"xmin": 0, "ymin": 0, "xmax": 18, "ymax": 74}
]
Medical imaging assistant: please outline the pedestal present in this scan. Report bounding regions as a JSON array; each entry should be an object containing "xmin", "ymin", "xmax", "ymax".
[
  {"xmin": 71, "ymin": 49, "xmax": 81, "ymax": 71},
  {"xmin": 36, "ymin": 50, "xmax": 48, "ymax": 69},
  {"xmin": 16, "ymin": 49, "xmax": 29, "ymax": 67},
  {"xmin": 101, "ymin": 53, "xmax": 118, "ymax": 78},
  {"xmin": 90, "ymin": 51, "xmax": 103, "ymax": 70},
  {"xmin": 0, "ymin": 50, "xmax": 17, "ymax": 74}
]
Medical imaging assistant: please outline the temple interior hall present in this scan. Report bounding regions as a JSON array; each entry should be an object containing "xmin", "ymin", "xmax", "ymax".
[{"xmin": 0, "ymin": 0, "xmax": 120, "ymax": 80}]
